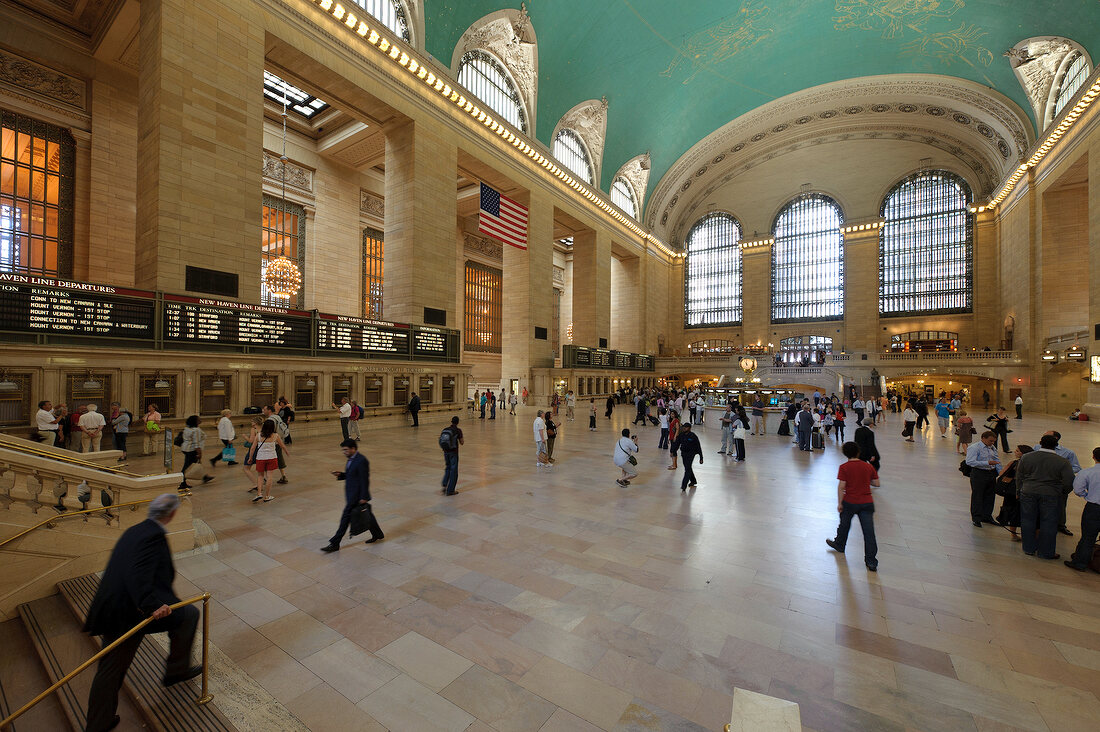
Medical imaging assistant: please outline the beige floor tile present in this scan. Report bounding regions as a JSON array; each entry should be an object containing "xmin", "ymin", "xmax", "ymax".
[
  {"xmin": 258, "ymin": 610, "xmax": 343, "ymax": 660},
  {"xmin": 517, "ymin": 656, "xmax": 634, "ymax": 730},
  {"xmin": 300, "ymin": 638, "xmax": 400, "ymax": 703},
  {"xmin": 222, "ymin": 587, "xmax": 299, "ymax": 627},
  {"xmin": 539, "ymin": 708, "xmax": 603, "ymax": 732},
  {"xmin": 376, "ymin": 631, "xmax": 474, "ymax": 692},
  {"xmin": 357, "ymin": 674, "xmax": 475, "ymax": 732},
  {"xmin": 440, "ymin": 664, "xmax": 557, "ymax": 731},
  {"xmin": 237, "ymin": 645, "xmax": 324, "ymax": 703},
  {"xmin": 444, "ymin": 623, "xmax": 544, "ymax": 681},
  {"xmin": 285, "ymin": 683, "xmax": 387, "ymax": 732}
]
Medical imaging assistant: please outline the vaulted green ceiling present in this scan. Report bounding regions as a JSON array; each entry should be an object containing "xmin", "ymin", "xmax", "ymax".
[{"xmin": 423, "ymin": 0, "xmax": 1100, "ymax": 199}]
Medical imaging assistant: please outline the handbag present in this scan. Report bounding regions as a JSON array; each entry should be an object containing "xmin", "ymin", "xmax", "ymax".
[
  {"xmin": 222, "ymin": 445, "xmax": 236, "ymax": 460},
  {"xmin": 173, "ymin": 431, "xmax": 184, "ymax": 447},
  {"xmin": 733, "ymin": 425, "xmax": 748, "ymax": 440},
  {"xmin": 349, "ymin": 503, "xmax": 372, "ymax": 537},
  {"xmin": 146, "ymin": 420, "xmax": 161, "ymax": 432}
]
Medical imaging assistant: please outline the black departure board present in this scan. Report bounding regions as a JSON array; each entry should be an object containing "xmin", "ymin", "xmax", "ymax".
[
  {"xmin": 316, "ymin": 314, "xmax": 410, "ymax": 356},
  {"xmin": 414, "ymin": 327, "xmax": 449, "ymax": 356},
  {"xmin": 562, "ymin": 345, "xmax": 654, "ymax": 371},
  {"xmin": 0, "ymin": 274, "xmax": 155, "ymax": 339},
  {"xmin": 163, "ymin": 295, "xmax": 311, "ymax": 349}
]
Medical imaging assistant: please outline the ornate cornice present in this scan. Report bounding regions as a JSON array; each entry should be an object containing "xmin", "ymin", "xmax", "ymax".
[
  {"xmin": 463, "ymin": 232, "xmax": 502, "ymax": 261},
  {"xmin": 360, "ymin": 190, "xmax": 384, "ymax": 218},
  {"xmin": 453, "ymin": 11, "xmax": 538, "ymax": 131},
  {"xmin": 262, "ymin": 150, "xmax": 313, "ymax": 194},
  {"xmin": 0, "ymin": 48, "xmax": 86, "ymax": 113}
]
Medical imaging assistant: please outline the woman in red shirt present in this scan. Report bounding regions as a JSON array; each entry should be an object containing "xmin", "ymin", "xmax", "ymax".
[{"xmin": 826, "ymin": 441, "xmax": 880, "ymax": 571}]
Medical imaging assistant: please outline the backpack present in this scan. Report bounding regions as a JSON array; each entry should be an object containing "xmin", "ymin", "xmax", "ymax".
[
  {"xmin": 350, "ymin": 405, "xmax": 360, "ymax": 420},
  {"xmin": 439, "ymin": 426, "xmax": 458, "ymax": 451}
]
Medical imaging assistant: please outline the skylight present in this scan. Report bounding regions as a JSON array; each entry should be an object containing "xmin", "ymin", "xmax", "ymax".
[{"xmin": 263, "ymin": 71, "xmax": 330, "ymax": 119}]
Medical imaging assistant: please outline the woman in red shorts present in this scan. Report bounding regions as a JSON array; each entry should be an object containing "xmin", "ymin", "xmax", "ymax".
[{"xmin": 247, "ymin": 419, "xmax": 289, "ymax": 503}]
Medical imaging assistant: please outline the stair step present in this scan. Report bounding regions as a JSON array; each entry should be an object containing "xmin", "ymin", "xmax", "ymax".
[
  {"xmin": 0, "ymin": 618, "xmax": 69, "ymax": 731},
  {"xmin": 56, "ymin": 575, "xmax": 234, "ymax": 732},
  {"xmin": 17, "ymin": 594, "xmax": 148, "ymax": 731}
]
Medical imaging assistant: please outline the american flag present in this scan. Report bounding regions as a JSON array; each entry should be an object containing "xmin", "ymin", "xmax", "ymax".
[{"xmin": 479, "ymin": 182, "xmax": 528, "ymax": 250}]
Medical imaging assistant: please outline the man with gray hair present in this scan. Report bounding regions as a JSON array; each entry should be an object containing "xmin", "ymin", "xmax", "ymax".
[
  {"xmin": 78, "ymin": 403, "xmax": 107, "ymax": 453},
  {"xmin": 84, "ymin": 493, "xmax": 199, "ymax": 731}
]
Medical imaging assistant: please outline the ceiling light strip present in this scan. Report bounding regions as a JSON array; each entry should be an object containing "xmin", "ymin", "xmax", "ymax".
[
  {"xmin": 988, "ymin": 77, "xmax": 1100, "ymax": 209},
  {"xmin": 307, "ymin": 0, "xmax": 677, "ymax": 259}
]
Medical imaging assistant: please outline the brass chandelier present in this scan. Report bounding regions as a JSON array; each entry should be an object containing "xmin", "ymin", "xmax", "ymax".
[{"xmin": 262, "ymin": 85, "xmax": 302, "ymax": 301}]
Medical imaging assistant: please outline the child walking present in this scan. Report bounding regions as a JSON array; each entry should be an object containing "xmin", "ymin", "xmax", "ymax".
[{"xmin": 825, "ymin": 441, "xmax": 880, "ymax": 571}]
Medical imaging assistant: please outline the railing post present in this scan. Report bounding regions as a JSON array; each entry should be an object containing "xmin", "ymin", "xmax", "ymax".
[{"xmin": 197, "ymin": 593, "xmax": 213, "ymax": 705}]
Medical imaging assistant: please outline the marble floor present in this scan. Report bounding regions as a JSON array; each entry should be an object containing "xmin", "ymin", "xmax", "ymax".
[{"xmin": 140, "ymin": 407, "xmax": 1100, "ymax": 731}]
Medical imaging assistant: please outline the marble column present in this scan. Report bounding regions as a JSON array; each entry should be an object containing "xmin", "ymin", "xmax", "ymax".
[{"xmin": 570, "ymin": 229, "xmax": 610, "ymax": 348}]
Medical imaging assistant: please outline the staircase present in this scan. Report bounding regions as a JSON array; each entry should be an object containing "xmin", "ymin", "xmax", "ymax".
[{"xmin": 0, "ymin": 574, "xmax": 232, "ymax": 731}]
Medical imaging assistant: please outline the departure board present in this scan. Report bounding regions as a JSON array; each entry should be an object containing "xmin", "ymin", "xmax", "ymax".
[
  {"xmin": 0, "ymin": 274, "xmax": 155, "ymax": 339},
  {"xmin": 414, "ymin": 327, "xmax": 449, "ymax": 357},
  {"xmin": 163, "ymin": 295, "xmax": 311, "ymax": 349},
  {"xmin": 316, "ymin": 314, "xmax": 410, "ymax": 356},
  {"xmin": 562, "ymin": 345, "xmax": 654, "ymax": 371}
]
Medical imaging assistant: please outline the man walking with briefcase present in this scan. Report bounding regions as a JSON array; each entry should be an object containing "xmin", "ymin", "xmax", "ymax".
[{"xmin": 321, "ymin": 439, "xmax": 383, "ymax": 552}]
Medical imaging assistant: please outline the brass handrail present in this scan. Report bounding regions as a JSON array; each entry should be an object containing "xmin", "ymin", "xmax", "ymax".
[
  {"xmin": 0, "ymin": 592, "xmax": 214, "ymax": 730},
  {"xmin": 0, "ymin": 489, "xmax": 192, "ymax": 551},
  {"xmin": 0, "ymin": 436, "xmax": 146, "ymax": 477}
]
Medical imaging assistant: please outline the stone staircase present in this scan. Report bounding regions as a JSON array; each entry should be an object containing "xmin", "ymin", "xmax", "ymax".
[{"xmin": 0, "ymin": 574, "xmax": 233, "ymax": 731}]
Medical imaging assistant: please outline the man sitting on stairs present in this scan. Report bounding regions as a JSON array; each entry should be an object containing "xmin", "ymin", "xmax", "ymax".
[{"xmin": 83, "ymin": 493, "xmax": 200, "ymax": 732}]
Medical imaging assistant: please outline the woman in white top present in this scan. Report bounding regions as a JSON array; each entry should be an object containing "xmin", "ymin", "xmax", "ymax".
[
  {"xmin": 247, "ymin": 418, "xmax": 289, "ymax": 502},
  {"xmin": 210, "ymin": 409, "xmax": 237, "ymax": 467},
  {"xmin": 179, "ymin": 415, "xmax": 215, "ymax": 490},
  {"xmin": 614, "ymin": 428, "xmax": 639, "ymax": 486},
  {"xmin": 902, "ymin": 405, "xmax": 918, "ymax": 442}
]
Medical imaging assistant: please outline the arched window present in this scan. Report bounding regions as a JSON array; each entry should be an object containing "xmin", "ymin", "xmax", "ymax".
[
  {"xmin": 352, "ymin": 0, "xmax": 411, "ymax": 43},
  {"xmin": 685, "ymin": 212, "xmax": 742, "ymax": 327},
  {"xmin": 458, "ymin": 50, "xmax": 528, "ymax": 133},
  {"xmin": 880, "ymin": 171, "xmax": 972, "ymax": 316},
  {"xmin": 1054, "ymin": 52, "xmax": 1090, "ymax": 117},
  {"xmin": 771, "ymin": 194, "xmax": 844, "ymax": 322},
  {"xmin": 610, "ymin": 178, "xmax": 638, "ymax": 218},
  {"xmin": 552, "ymin": 128, "xmax": 593, "ymax": 184}
]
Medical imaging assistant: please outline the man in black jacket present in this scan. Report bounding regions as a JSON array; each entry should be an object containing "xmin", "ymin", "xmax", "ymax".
[
  {"xmin": 678, "ymin": 424, "xmax": 703, "ymax": 491},
  {"xmin": 407, "ymin": 393, "xmax": 421, "ymax": 427},
  {"xmin": 322, "ymin": 439, "xmax": 383, "ymax": 551},
  {"xmin": 84, "ymin": 493, "xmax": 199, "ymax": 732}
]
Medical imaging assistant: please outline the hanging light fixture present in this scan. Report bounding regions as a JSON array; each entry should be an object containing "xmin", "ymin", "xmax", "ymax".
[
  {"xmin": 339, "ymin": 377, "xmax": 351, "ymax": 387},
  {"xmin": 262, "ymin": 84, "xmax": 302, "ymax": 300},
  {"xmin": 211, "ymin": 374, "xmax": 225, "ymax": 388},
  {"xmin": 82, "ymin": 372, "xmax": 101, "ymax": 390},
  {"xmin": 154, "ymin": 372, "xmax": 170, "ymax": 389},
  {"xmin": 260, "ymin": 373, "xmax": 273, "ymax": 388},
  {"xmin": 305, "ymin": 376, "xmax": 316, "ymax": 387}
]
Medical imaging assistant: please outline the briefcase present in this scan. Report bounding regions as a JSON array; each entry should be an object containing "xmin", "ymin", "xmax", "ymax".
[{"xmin": 349, "ymin": 503, "xmax": 372, "ymax": 536}]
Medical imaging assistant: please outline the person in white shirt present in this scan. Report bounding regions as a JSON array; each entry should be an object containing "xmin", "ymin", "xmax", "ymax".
[
  {"xmin": 902, "ymin": 405, "xmax": 918, "ymax": 442},
  {"xmin": 210, "ymin": 409, "xmax": 237, "ymax": 467},
  {"xmin": 1015, "ymin": 394, "xmax": 1024, "ymax": 420},
  {"xmin": 509, "ymin": 391, "xmax": 518, "ymax": 415},
  {"xmin": 565, "ymin": 390, "xmax": 576, "ymax": 421},
  {"xmin": 35, "ymin": 400, "xmax": 61, "ymax": 446},
  {"xmin": 78, "ymin": 404, "xmax": 107, "ymax": 452},
  {"xmin": 533, "ymin": 411, "xmax": 549, "ymax": 468},
  {"xmin": 614, "ymin": 428, "xmax": 639, "ymax": 486},
  {"xmin": 335, "ymin": 397, "xmax": 353, "ymax": 440}
]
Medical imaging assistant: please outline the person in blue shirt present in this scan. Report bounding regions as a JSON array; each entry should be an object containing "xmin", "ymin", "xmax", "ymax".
[
  {"xmin": 1032, "ymin": 430, "xmax": 1081, "ymax": 536},
  {"xmin": 965, "ymin": 431, "xmax": 1002, "ymax": 527},
  {"xmin": 935, "ymin": 398, "xmax": 952, "ymax": 438},
  {"xmin": 1066, "ymin": 447, "xmax": 1100, "ymax": 571}
]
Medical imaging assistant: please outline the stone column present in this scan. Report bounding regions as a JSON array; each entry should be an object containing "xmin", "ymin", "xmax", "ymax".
[
  {"xmin": 502, "ymin": 189, "xmax": 555, "ymax": 401},
  {"xmin": 570, "ymin": 229, "xmax": 610, "ymax": 348},
  {"xmin": 135, "ymin": 0, "xmax": 264, "ymax": 295},
  {"xmin": 740, "ymin": 246, "xmax": 771, "ymax": 346},
  {"xmin": 383, "ymin": 120, "xmax": 458, "ymax": 326},
  {"xmin": 610, "ymin": 252, "xmax": 641, "ymax": 351},
  {"xmin": 842, "ymin": 228, "xmax": 880, "ymax": 352}
]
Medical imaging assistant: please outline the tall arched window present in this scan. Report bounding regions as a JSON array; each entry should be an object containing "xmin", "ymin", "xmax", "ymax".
[
  {"xmin": 1054, "ymin": 52, "xmax": 1091, "ymax": 117},
  {"xmin": 771, "ymin": 194, "xmax": 844, "ymax": 322},
  {"xmin": 352, "ymin": 0, "xmax": 411, "ymax": 42},
  {"xmin": 880, "ymin": 171, "xmax": 972, "ymax": 315},
  {"xmin": 458, "ymin": 50, "xmax": 528, "ymax": 133},
  {"xmin": 552, "ymin": 129, "xmax": 593, "ymax": 184},
  {"xmin": 610, "ymin": 178, "xmax": 638, "ymax": 218},
  {"xmin": 685, "ymin": 212, "xmax": 742, "ymax": 327}
]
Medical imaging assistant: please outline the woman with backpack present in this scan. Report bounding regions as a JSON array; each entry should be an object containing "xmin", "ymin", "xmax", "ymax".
[{"xmin": 348, "ymin": 401, "xmax": 362, "ymax": 441}]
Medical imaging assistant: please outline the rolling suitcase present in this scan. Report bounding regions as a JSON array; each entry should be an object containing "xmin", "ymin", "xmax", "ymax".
[
  {"xmin": 811, "ymin": 429, "xmax": 825, "ymax": 450},
  {"xmin": 648, "ymin": 415, "xmax": 659, "ymax": 426}
]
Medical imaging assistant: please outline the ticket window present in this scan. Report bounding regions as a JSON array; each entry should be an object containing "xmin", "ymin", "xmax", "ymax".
[
  {"xmin": 137, "ymin": 375, "xmax": 176, "ymax": 418},
  {"xmin": 0, "ymin": 372, "xmax": 31, "ymax": 428},
  {"xmin": 419, "ymin": 376, "xmax": 434, "ymax": 405},
  {"xmin": 67, "ymin": 373, "xmax": 113, "ymax": 415},
  {"xmin": 251, "ymin": 375, "xmax": 278, "ymax": 410},
  {"xmin": 363, "ymin": 376, "xmax": 383, "ymax": 407},
  {"xmin": 199, "ymin": 374, "xmax": 231, "ymax": 416},
  {"xmin": 331, "ymin": 376, "xmax": 352, "ymax": 410},
  {"xmin": 441, "ymin": 376, "xmax": 456, "ymax": 403},
  {"xmin": 295, "ymin": 375, "xmax": 318, "ymax": 411},
  {"xmin": 394, "ymin": 377, "xmax": 409, "ymax": 408}
]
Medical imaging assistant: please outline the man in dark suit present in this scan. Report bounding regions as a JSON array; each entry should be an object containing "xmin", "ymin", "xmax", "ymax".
[
  {"xmin": 322, "ymin": 439, "xmax": 383, "ymax": 551},
  {"xmin": 84, "ymin": 493, "xmax": 200, "ymax": 732},
  {"xmin": 407, "ymin": 393, "xmax": 421, "ymax": 427}
]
